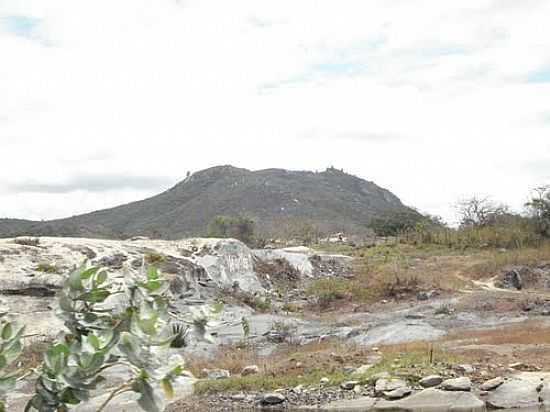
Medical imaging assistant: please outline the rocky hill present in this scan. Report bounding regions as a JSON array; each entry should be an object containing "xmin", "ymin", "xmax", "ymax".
[{"xmin": 0, "ymin": 165, "xmax": 417, "ymax": 239}]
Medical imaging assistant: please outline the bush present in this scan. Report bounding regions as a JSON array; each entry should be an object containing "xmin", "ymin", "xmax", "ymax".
[
  {"xmin": 35, "ymin": 262, "xmax": 61, "ymax": 274},
  {"xmin": 2, "ymin": 264, "xmax": 220, "ymax": 412},
  {"xmin": 369, "ymin": 211, "xmax": 423, "ymax": 237},
  {"xmin": 207, "ymin": 216, "xmax": 256, "ymax": 246},
  {"xmin": 13, "ymin": 237, "xmax": 40, "ymax": 247}
]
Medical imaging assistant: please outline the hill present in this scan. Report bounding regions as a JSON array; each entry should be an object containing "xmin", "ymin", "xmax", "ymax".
[{"xmin": 0, "ymin": 165, "xmax": 418, "ymax": 239}]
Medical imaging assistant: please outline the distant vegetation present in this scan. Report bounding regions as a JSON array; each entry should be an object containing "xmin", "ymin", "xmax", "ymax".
[{"xmin": 207, "ymin": 216, "xmax": 256, "ymax": 246}]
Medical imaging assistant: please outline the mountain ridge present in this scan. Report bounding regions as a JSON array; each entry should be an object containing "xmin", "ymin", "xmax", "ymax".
[{"xmin": 0, "ymin": 165, "xmax": 418, "ymax": 239}]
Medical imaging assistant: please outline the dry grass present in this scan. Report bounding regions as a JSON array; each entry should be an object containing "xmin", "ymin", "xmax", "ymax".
[{"xmin": 445, "ymin": 320, "xmax": 550, "ymax": 346}]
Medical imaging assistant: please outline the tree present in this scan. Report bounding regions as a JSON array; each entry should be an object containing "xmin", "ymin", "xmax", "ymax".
[
  {"xmin": 526, "ymin": 185, "xmax": 550, "ymax": 237},
  {"xmin": 207, "ymin": 216, "xmax": 255, "ymax": 245},
  {"xmin": 369, "ymin": 211, "xmax": 422, "ymax": 236},
  {"xmin": 455, "ymin": 196, "xmax": 509, "ymax": 228}
]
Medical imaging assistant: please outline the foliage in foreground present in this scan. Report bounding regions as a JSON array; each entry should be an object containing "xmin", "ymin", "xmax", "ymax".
[{"xmin": 0, "ymin": 263, "xmax": 217, "ymax": 412}]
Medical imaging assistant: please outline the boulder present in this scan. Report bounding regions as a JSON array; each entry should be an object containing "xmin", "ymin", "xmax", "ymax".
[
  {"xmin": 383, "ymin": 386, "xmax": 412, "ymax": 400},
  {"xmin": 340, "ymin": 380, "xmax": 360, "ymax": 390},
  {"xmin": 375, "ymin": 378, "xmax": 408, "ymax": 395},
  {"xmin": 241, "ymin": 365, "xmax": 260, "ymax": 376},
  {"xmin": 419, "ymin": 375, "xmax": 443, "ymax": 388},
  {"xmin": 203, "ymin": 368, "xmax": 230, "ymax": 380},
  {"xmin": 485, "ymin": 372, "xmax": 550, "ymax": 409},
  {"xmin": 441, "ymin": 377, "xmax": 471, "ymax": 391},
  {"xmin": 261, "ymin": 392, "xmax": 286, "ymax": 405},
  {"xmin": 480, "ymin": 376, "xmax": 504, "ymax": 391},
  {"xmin": 376, "ymin": 388, "xmax": 484, "ymax": 412}
]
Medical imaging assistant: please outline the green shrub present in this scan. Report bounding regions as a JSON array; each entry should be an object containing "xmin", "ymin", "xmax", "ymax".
[
  {"xmin": 207, "ymin": 216, "xmax": 255, "ymax": 246},
  {"xmin": 0, "ymin": 318, "xmax": 24, "ymax": 411},
  {"xmin": 21, "ymin": 264, "xmax": 219, "ymax": 412},
  {"xmin": 35, "ymin": 262, "xmax": 61, "ymax": 274}
]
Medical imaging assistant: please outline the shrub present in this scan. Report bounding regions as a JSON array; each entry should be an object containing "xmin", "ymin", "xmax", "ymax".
[
  {"xmin": 35, "ymin": 262, "xmax": 61, "ymax": 274},
  {"xmin": 0, "ymin": 318, "xmax": 25, "ymax": 411},
  {"xmin": 207, "ymin": 216, "xmax": 255, "ymax": 246},
  {"xmin": 19, "ymin": 264, "xmax": 219, "ymax": 412},
  {"xmin": 13, "ymin": 237, "xmax": 40, "ymax": 247}
]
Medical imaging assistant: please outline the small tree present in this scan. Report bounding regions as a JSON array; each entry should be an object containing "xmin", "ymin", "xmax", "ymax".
[
  {"xmin": 455, "ymin": 196, "xmax": 509, "ymax": 228},
  {"xmin": 369, "ymin": 211, "xmax": 422, "ymax": 236},
  {"xmin": 207, "ymin": 216, "xmax": 255, "ymax": 246},
  {"xmin": 526, "ymin": 185, "xmax": 550, "ymax": 237}
]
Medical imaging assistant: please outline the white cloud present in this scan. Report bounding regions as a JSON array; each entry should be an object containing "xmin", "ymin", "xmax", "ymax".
[{"xmin": 1, "ymin": 0, "xmax": 550, "ymax": 224}]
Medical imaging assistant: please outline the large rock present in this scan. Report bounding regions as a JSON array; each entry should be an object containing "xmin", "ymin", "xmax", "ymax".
[
  {"xmin": 485, "ymin": 372, "xmax": 550, "ymax": 409},
  {"xmin": 375, "ymin": 378, "xmax": 408, "ymax": 395},
  {"xmin": 419, "ymin": 375, "xmax": 443, "ymax": 388},
  {"xmin": 307, "ymin": 389, "xmax": 484, "ymax": 411},
  {"xmin": 441, "ymin": 377, "xmax": 471, "ymax": 391},
  {"xmin": 0, "ymin": 236, "xmax": 266, "ymax": 337},
  {"xmin": 376, "ymin": 388, "xmax": 485, "ymax": 412}
]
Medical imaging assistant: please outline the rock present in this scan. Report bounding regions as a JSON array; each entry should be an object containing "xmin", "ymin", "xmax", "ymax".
[
  {"xmin": 340, "ymin": 380, "xmax": 360, "ymax": 390},
  {"xmin": 441, "ymin": 377, "xmax": 471, "ymax": 391},
  {"xmin": 203, "ymin": 369, "xmax": 230, "ymax": 380},
  {"xmin": 498, "ymin": 269, "xmax": 523, "ymax": 290},
  {"xmin": 377, "ymin": 388, "xmax": 484, "ymax": 412},
  {"xmin": 375, "ymin": 378, "xmax": 407, "ymax": 395},
  {"xmin": 292, "ymin": 384, "xmax": 304, "ymax": 394},
  {"xmin": 486, "ymin": 372, "xmax": 550, "ymax": 409},
  {"xmin": 405, "ymin": 313, "xmax": 425, "ymax": 319},
  {"xmin": 352, "ymin": 320, "xmax": 446, "ymax": 346},
  {"xmin": 419, "ymin": 375, "xmax": 443, "ymax": 388},
  {"xmin": 456, "ymin": 364, "xmax": 475, "ymax": 374},
  {"xmin": 383, "ymin": 386, "xmax": 412, "ymax": 400},
  {"xmin": 241, "ymin": 365, "xmax": 260, "ymax": 376},
  {"xmin": 509, "ymin": 362, "xmax": 528, "ymax": 370},
  {"xmin": 306, "ymin": 397, "xmax": 377, "ymax": 410},
  {"xmin": 231, "ymin": 393, "xmax": 246, "ymax": 401},
  {"xmin": 370, "ymin": 371, "xmax": 390, "ymax": 382},
  {"xmin": 480, "ymin": 376, "xmax": 504, "ymax": 391},
  {"xmin": 320, "ymin": 377, "xmax": 330, "ymax": 385},
  {"xmin": 352, "ymin": 365, "xmax": 373, "ymax": 375},
  {"xmin": 261, "ymin": 392, "xmax": 286, "ymax": 405}
]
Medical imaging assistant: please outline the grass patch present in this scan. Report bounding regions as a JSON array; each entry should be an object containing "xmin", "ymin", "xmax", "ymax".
[
  {"xmin": 35, "ymin": 262, "xmax": 61, "ymax": 274},
  {"xmin": 190, "ymin": 338, "xmax": 460, "ymax": 396},
  {"xmin": 144, "ymin": 252, "xmax": 166, "ymax": 265}
]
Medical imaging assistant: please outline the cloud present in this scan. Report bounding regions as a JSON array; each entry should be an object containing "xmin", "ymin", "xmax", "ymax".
[
  {"xmin": 0, "ymin": 0, "xmax": 550, "ymax": 224},
  {"xmin": 5, "ymin": 175, "xmax": 175, "ymax": 194}
]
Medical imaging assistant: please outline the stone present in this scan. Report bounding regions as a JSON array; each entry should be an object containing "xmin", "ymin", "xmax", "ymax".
[
  {"xmin": 383, "ymin": 386, "xmax": 412, "ymax": 400},
  {"xmin": 486, "ymin": 372, "xmax": 550, "ymax": 409},
  {"xmin": 441, "ymin": 377, "xmax": 471, "ymax": 391},
  {"xmin": 261, "ymin": 392, "xmax": 286, "ymax": 405},
  {"xmin": 456, "ymin": 364, "xmax": 475, "ymax": 374},
  {"xmin": 340, "ymin": 380, "xmax": 360, "ymax": 390},
  {"xmin": 343, "ymin": 366, "xmax": 357, "ymax": 374},
  {"xmin": 352, "ymin": 364, "xmax": 373, "ymax": 375},
  {"xmin": 241, "ymin": 365, "xmax": 260, "ymax": 376},
  {"xmin": 480, "ymin": 376, "xmax": 504, "ymax": 391},
  {"xmin": 375, "ymin": 378, "xmax": 408, "ymax": 395},
  {"xmin": 203, "ymin": 368, "xmax": 230, "ymax": 380},
  {"xmin": 320, "ymin": 377, "xmax": 330, "ymax": 385},
  {"xmin": 376, "ymin": 388, "xmax": 484, "ymax": 412},
  {"xmin": 419, "ymin": 375, "xmax": 443, "ymax": 388}
]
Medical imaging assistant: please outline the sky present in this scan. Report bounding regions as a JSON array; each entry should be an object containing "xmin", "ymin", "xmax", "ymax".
[{"xmin": 1, "ymin": 0, "xmax": 550, "ymax": 225}]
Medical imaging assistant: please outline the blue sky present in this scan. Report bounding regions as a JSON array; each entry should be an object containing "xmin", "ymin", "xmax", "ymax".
[
  {"xmin": 0, "ymin": 0, "xmax": 550, "ymax": 224},
  {"xmin": 1, "ymin": 15, "xmax": 39, "ymax": 37}
]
